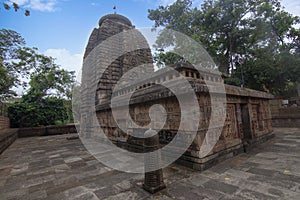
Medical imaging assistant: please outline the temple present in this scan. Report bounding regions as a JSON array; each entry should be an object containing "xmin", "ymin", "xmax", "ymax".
[{"xmin": 80, "ymin": 14, "xmax": 274, "ymax": 170}]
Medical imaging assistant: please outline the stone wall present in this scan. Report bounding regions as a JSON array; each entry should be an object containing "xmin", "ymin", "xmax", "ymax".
[
  {"xmin": 96, "ymin": 65, "xmax": 274, "ymax": 171},
  {"xmin": 0, "ymin": 124, "xmax": 77, "ymax": 155},
  {"xmin": 0, "ymin": 101, "xmax": 9, "ymax": 130},
  {"xmin": 0, "ymin": 116, "xmax": 10, "ymax": 130},
  {"xmin": 18, "ymin": 124, "xmax": 77, "ymax": 138},
  {"xmin": 0, "ymin": 106, "xmax": 14, "ymax": 154},
  {"xmin": 270, "ymin": 98, "xmax": 300, "ymax": 128},
  {"xmin": 0, "ymin": 129, "xmax": 18, "ymax": 154}
]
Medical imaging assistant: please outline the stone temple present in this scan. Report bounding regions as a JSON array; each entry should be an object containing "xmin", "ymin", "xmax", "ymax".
[{"xmin": 80, "ymin": 14, "xmax": 274, "ymax": 171}]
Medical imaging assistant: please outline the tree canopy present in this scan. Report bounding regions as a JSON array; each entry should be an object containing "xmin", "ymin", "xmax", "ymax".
[
  {"xmin": 0, "ymin": 29, "xmax": 75, "ymax": 127},
  {"xmin": 0, "ymin": 29, "xmax": 26, "ymax": 99},
  {"xmin": 148, "ymin": 0, "xmax": 300, "ymax": 96},
  {"xmin": 0, "ymin": 29, "xmax": 75, "ymax": 100}
]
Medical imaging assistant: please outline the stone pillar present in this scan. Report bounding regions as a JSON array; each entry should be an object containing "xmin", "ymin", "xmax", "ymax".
[{"xmin": 143, "ymin": 129, "xmax": 165, "ymax": 194}]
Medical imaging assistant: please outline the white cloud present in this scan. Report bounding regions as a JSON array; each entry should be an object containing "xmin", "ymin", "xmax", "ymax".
[
  {"xmin": 156, "ymin": 0, "xmax": 202, "ymax": 7},
  {"xmin": 281, "ymin": 0, "xmax": 300, "ymax": 17},
  {"xmin": 133, "ymin": 0, "xmax": 184, "ymax": 6},
  {"xmin": 158, "ymin": 0, "xmax": 176, "ymax": 6},
  {"xmin": 44, "ymin": 48, "xmax": 83, "ymax": 77},
  {"xmin": 13, "ymin": 0, "xmax": 29, "ymax": 5},
  {"xmin": 27, "ymin": 0, "xmax": 58, "ymax": 12},
  {"xmin": 11, "ymin": 0, "xmax": 59, "ymax": 12},
  {"xmin": 91, "ymin": 2, "xmax": 98, "ymax": 6},
  {"xmin": 134, "ymin": 0, "xmax": 202, "ymax": 7}
]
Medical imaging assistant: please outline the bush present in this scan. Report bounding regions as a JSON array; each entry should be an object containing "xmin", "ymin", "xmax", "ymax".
[{"xmin": 8, "ymin": 97, "xmax": 69, "ymax": 128}]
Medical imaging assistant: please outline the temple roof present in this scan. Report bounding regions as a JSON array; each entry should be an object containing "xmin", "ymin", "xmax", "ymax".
[{"xmin": 99, "ymin": 14, "xmax": 132, "ymax": 27}]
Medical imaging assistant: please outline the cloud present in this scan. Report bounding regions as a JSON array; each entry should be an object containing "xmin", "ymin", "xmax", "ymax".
[
  {"xmin": 132, "ymin": 0, "xmax": 202, "ymax": 8},
  {"xmin": 281, "ymin": 0, "xmax": 300, "ymax": 17},
  {"xmin": 11, "ymin": 0, "xmax": 59, "ymax": 12},
  {"xmin": 13, "ymin": 0, "xmax": 29, "ymax": 5},
  {"xmin": 133, "ymin": 0, "xmax": 179, "ymax": 6},
  {"xmin": 91, "ymin": 2, "xmax": 98, "ymax": 6},
  {"xmin": 44, "ymin": 48, "xmax": 83, "ymax": 77},
  {"xmin": 27, "ymin": 0, "xmax": 58, "ymax": 12},
  {"xmin": 158, "ymin": 0, "xmax": 176, "ymax": 6},
  {"xmin": 134, "ymin": 0, "xmax": 202, "ymax": 7}
]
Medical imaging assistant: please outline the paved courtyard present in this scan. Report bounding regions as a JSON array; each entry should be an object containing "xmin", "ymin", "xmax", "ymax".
[{"xmin": 0, "ymin": 128, "xmax": 299, "ymax": 200}]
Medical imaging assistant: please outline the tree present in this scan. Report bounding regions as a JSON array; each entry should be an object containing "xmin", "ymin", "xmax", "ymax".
[
  {"xmin": 7, "ymin": 52, "xmax": 75, "ymax": 128},
  {"xmin": 8, "ymin": 97, "xmax": 70, "ymax": 128},
  {"xmin": 0, "ymin": 29, "xmax": 76, "ymax": 100},
  {"xmin": 0, "ymin": 63, "xmax": 15, "ymax": 98},
  {"xmin": 8, "ymin": 58, "xmax": 75, "ymax": 127},
  {"xmin": 236, "ymin": 1, "xmax": 300, "ymax": 95},
  {"xmin": 148, "ymin": 0, "xmax": 195, "ymax": 36},
  {"xmin": 153, "ymin": 49, "xmax": 185, "ymax": 68},
  {"xmin": 149, "ymin": 0, "xmax": 252, "ymax": 73},
  {"xmin": 148, "ymin": 0, "xmax": 300, "ymax": 96},
  {"xmin": 0, "ymin": 29, "xmax": 26, "ymax": 99},
  {"xmin": 1, "ymin": 29, "xmax": 76, "ymax": 127},
  {"xmin": 22, "ymin": 56, "xmax": 75, "ymax": 102}
]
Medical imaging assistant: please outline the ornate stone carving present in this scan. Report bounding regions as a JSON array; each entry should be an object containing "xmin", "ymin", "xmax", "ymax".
[{"xmin": 82, "ymin": 14, "xmax": 274, "ymax": 172}]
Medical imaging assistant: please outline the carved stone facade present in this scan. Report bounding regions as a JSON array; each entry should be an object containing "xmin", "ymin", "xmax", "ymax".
[{"xmin": 81, "ymin": 14, "xmax": 274, "ymax": 170}]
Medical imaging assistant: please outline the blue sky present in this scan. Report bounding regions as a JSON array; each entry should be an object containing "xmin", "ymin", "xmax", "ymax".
[
  {"xmin": 1, "ymin": 0, "xmax": 182, "ymax": 74},
  {"xmin": 1, "ymin": 0, "xmax": 299, "ymax": 76},
  {"xmin": 1, "ymin": 0, "xmax": 164, "ymax": 52}
]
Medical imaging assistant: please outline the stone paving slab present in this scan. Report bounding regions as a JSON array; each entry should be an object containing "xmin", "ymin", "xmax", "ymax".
[{"xmin": 0, "ymin": 128, "xmax": 299, "ymax": 199}]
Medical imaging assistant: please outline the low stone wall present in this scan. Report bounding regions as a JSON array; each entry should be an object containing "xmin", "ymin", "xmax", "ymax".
[
  {"xmin": 0, "ymin": 129, "xmax": 18, "ymax": 154},
  {"xmin": 270, "ymin": 99, "xmax": 300, "ymax": 128},
  {"xmin": 0, "ymin": 116, "xmax": 15, "ymax": 154},
  {"xmin": 18, "ymin": 124, "xmax": 77, "ymax": 138},
  {"xmin": 95, "ymin": 79, "xmax": 274, "ymax": 171},
  {"xmin": 272, "ymin": 108, "xmax": 300, "ymax": 128},
  {"xmin": 0, "ymin": 124, "xmax": 77, "ymax": 154},
  {"xmin": 0, "ymin": 116, "xmax": 10, "ymax": 130}
]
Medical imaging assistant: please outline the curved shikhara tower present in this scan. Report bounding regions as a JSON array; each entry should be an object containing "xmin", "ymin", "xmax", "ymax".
[{"xmin": 80, "ymin": 14, "xmax": 154, "ymax": 137}]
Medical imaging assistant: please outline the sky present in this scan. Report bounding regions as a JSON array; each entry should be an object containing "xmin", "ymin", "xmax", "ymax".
[{"xmin": 1, "ymin": 0, "xmax": 300, "ymax": 79}]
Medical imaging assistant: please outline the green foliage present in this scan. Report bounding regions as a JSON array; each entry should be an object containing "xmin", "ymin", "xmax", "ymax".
[
  {"xmin": 8, "ymin": 97, "xmax": 69, "ymax": 128},
  {"xmin": 148, "ymin": 0, "xmax": 194, "ymax": 35},
  {"xmin": 148, "ymin": 0, "xmax": 300, "ymax": 97},
  {"xmin": 2, "ymin": 1, "xmax": 30, "ymax": 16},
  {"xmin": 224, "ymin": 77, "xmax": 241, "ymax": 87},
  {"xmin": 1, "ymin": 29, "xmax": 76, "ymax": 127},
  {"xmin": 12, "ymin": 2, "xmax": 19, "ymax": 11},
  {"xmin": 0, "ymin": 29, "xmax": 75, "ymax": 100},
  {"xmin": 0, "ymin": 64, "xmax": 15, "ymax": 98},
  {"xmin": 0, "ymin": 29, "xmax": 29, "ymax": 99},
  {"xmin": 241, "ymin": 47, "xmax": 300, "ymax": 96},
  {"xmin": 25, "ymin": 10, "xmax": 30, "ymax": 16},
  {"xmin": 154, "ymin": 50, "xmax": 185, "ymax": 68},
  {"xmin": 7, "ymin": 51, "xmax": 75, "ymax": 127},
  {"xmin": 23, "ymin": 59, "xmax": 75, "ymax": 102}
]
